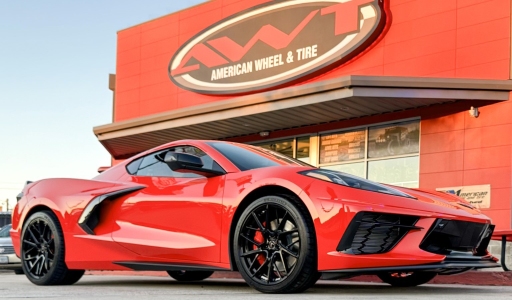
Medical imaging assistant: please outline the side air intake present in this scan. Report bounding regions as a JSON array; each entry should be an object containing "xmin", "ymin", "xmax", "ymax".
[{"xmin": 337, "ymin": 212, "xmax": 421, "ymax": 255}]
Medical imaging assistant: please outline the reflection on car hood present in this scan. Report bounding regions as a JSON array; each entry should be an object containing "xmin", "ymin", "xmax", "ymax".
[{"xmin": 394, "ymin": 187, "xmax": 481, "ymax": 214}]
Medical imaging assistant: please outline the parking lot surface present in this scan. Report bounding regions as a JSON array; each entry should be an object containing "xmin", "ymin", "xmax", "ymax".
[{"xmin": 1, "ymin": 273, "xmax": 512, "ymax": 300}]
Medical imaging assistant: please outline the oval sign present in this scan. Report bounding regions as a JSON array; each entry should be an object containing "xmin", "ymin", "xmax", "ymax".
[{"xmin": 169, "ymin": 0, "xmax": 388, "ymax": 95}]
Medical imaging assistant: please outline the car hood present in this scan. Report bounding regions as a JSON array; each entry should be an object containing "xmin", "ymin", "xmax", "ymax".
[{"xmin": 394, "ymin": 186, "xmax": 482, "ymax": 214}]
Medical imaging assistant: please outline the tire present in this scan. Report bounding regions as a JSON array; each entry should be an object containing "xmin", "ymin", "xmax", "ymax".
[
  {"xmin": 14, "ymin": 269, "xmax": 24, "ymax": 275},
  {"xmin": 20, "ymin": 211, "xmax": 84, "ymax": 285},
  {"xmin": 378, "ymin": 271, "xmax": 437, "ymax": 287},
  {"xmin": 167, "ymin": 270, "xmax": 214, "ymax": 281},
  {"xmin": 233, "ymin": 195, "xmax": 318, "ymax": 293}
]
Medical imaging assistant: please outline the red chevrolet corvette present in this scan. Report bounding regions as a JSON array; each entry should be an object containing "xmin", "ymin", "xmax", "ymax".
[{"xmin": 11, "ymin": 140, "xmax": 497, "ymax": 293}]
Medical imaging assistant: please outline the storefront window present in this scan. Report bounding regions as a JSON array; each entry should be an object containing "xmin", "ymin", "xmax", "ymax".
[
  {"xmin": 254, "ymin": 136, "xmax": 311, "ymax": 163},
  {"xmin": 368, "ymin": 122, "xmax": 420, "ymax": 158},
  {"xmin": 319, "ymin": 120, "xmax": 420, "ymax": 188},
  {"xmin": 323, "ymin": 162, "xmax": 365, "ymax": 178},
  {"xmin": 368, "ymin": 156, "xmax": 419, "ymax": 187},
  {"xmin": 319, "ymin": 130, "xmax": 365, "ymax": 164},
  {"xmin": 296, "ymin": 136, "xmax": 310, "ymax": 163},
  {"xmin": 255, "ymin": 139, "xmax": 294, "ymax": 158}
]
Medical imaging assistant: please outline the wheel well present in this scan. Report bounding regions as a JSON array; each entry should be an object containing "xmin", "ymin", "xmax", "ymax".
[
  {"xmin": 23, "ymin": 205, "xmax": 56, "ymax": 227},
  {"xmin": 228, "ymin": 185, "xmax": 314, "ymax": 271}
]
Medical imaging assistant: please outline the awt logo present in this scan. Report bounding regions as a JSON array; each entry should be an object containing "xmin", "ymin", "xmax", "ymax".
[{"xmin": 169, "ymin": 0, "xmax": 389, "ymax": 95}]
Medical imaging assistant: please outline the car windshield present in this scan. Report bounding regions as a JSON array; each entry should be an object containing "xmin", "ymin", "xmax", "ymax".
[
  {"xmin": 207, "ymin": 142, "xmax": 312, "ymax": 171},
  {"xmin": 0, "ymin": 224, "xmax": 11, "ymax": 238}
]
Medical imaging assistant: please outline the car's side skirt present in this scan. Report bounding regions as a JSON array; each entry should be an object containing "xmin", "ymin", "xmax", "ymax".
[{"xmin": 114, "ymin": 261, "xmax": 231, "ymax": 272}]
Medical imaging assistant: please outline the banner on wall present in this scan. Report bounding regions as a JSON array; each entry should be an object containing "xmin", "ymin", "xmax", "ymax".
[
  {"xmin": 169, "ymin": 0, "xmax": 389, "ymax": 94},
  {"xmin": 436, "ymin": 184, "xmax": 491, "ymax": 209}
]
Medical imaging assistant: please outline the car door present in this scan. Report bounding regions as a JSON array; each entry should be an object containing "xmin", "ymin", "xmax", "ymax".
[{"xmin": 110, "ymin": 146, "xmax": 225, "ymax": 263}]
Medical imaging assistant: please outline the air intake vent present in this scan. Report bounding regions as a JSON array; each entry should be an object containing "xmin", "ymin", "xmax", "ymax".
[
  {"xmin": 419, "ymin": 219, "xmax": 492, "ymax": 255},
  {"xmin": 337, "ymin": 212, "xmax": 420, "ymax": 255}
]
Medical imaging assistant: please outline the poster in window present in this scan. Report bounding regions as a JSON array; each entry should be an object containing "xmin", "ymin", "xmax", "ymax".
[
  {"xmin": 320, "ymin": 130, "xmax": 365, "ymax": 164},
  {"xmin": 368, "ymin": 121, "xmax": 420, "ymax": 158}
]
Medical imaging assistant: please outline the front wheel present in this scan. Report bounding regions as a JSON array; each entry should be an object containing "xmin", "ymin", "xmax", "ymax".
[
  {"xmin": 21, "ymin": 211, "xmax": 84, "ymax": 285},
  {"xmin": 378, "ymin": 271, "xmax": 437, "ymax": 287},
  {"xmin": 166, "ymin": 270, "xmax": 214, "ymax": 281},
  {"xmin": 233, "ymin": 195, "xmax": 318, "ymax": 293}
]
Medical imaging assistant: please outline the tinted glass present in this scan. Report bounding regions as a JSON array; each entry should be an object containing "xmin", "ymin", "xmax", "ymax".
[
  {"xmin": 132, "ymin": 146, "xmax": 223, "ymax": 178},
  {"xmin": 137, "ymin": 150, "xmax": 175, "ymax": 177},
  {"xmin": 126, "ymin": 157, "xmax": 143, "ymax": 175},
  {"xmin": 207, "ymin": 142, "xmax": 310, "ymax": 171}
]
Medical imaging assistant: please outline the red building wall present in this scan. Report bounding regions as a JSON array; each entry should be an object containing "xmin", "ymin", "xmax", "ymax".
[
  {"xmin": 115, "ymin": 0, "xmax": 511, "ymax": 122},
  {"xmin": 113, "ymin": 0, "xmax": 512, "ymax": 228}
]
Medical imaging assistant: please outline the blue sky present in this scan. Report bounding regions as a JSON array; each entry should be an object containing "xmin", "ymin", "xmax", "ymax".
[{"xmin": 0, "ymin": 0, "xmax": 205, "ymax": 210}]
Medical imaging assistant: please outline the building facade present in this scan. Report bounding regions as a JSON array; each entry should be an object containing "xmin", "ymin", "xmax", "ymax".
[{"xmin": 94, "ymin": 0, "xmax": 512, "ymax": 243}]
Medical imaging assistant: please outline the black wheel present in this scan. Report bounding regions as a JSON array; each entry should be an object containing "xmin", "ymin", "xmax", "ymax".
[
  {"xmin": 234, "ymin": 195, "xmax": 318, "ymax": 293},
  {"xmin": 378, "ymin": 271, "xmax": 437, "ymax": 287},
  {"xmin": 21, "ymin": 211, "xmax": 84, "ymax": 285},
  {"xmin": 167, "ymin": 270, "xmax": 214, "ymax": 281}
]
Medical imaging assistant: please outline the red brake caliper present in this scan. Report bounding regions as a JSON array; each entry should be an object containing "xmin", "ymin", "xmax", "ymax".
[{"xmin": 254, "ymin": 223, "xmax": 266, "ymax": 265}]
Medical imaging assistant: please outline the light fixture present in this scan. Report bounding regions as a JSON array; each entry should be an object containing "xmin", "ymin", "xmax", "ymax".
[
  {"xmin": 259, "ymin": 131, "xmax": 270, "ymax": 137},
  {"xmin": 469, "ymin": 106, "xmax": 479, "ymax": 118}
]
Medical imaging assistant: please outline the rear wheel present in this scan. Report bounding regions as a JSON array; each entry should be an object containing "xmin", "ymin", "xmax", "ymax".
[
  {"xmin": 21, "ymin": 211, "xmax": 84, "ymax": 285},
  {"xmin": 234, "ymin": 195, "xmax": 318, "ymax": 293},
  {"xmin": 378, "ymin": 271, "xmax": 437, "ymax": 287},
  {"xmin": 166, "ymin": 270, "xmax": 214, "ymax": 281}
]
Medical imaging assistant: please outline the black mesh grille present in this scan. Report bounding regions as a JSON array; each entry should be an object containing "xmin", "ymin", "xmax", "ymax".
[
  {"xmin": 337, "ymin": 212, "xmax": 420, "ymax": 255},
  {"xmin": 0, "ymin": 245, "xmax": 14, "ymax": 254},
  {"xmin": 419, "ymin": 219, "xmax": 492, "ymax": 255}
]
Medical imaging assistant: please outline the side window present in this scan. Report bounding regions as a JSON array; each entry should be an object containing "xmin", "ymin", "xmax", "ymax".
[{"xmin": 127, "ymin": 146, "xmax": 224, "ymax": 178}]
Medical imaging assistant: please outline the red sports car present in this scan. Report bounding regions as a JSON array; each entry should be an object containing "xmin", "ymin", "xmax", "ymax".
[{"xmin": 10, "ymin": 140, "xmax": 498, "ymax": 293}]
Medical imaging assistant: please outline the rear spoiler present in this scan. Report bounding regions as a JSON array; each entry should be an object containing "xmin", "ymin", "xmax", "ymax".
[
  {"xmin": 97, "ymin": 166, "xmax": 111, "ymax": 173},
  {"xmin": 16, "ymin": 181, "xmax": 33, "ymax": 202}
]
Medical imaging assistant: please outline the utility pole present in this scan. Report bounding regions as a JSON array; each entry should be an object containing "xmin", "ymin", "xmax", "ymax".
[{"xmin": 5, "ymin": 199, "xmax": 8, "ymax": 212}]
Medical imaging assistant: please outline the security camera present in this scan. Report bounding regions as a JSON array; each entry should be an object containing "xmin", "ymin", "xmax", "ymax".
[{"xmin": 469, "ymin": 106, "xmax": 479, "ymax": 118}]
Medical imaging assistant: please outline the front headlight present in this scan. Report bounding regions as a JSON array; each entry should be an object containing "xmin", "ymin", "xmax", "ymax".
[{"xmin": 298, "ymin": 169, "xmax": 415, "ymax": 199}]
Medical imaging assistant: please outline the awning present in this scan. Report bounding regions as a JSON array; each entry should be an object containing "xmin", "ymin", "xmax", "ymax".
[{"xmin": 94, "ymin": 75, "xmax": 512, "ymax": 159}]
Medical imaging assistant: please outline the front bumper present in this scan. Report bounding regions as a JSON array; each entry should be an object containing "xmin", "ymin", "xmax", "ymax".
[{"xmin": 321, "ymin": 254, "xmax": 499, "ymax": 279}]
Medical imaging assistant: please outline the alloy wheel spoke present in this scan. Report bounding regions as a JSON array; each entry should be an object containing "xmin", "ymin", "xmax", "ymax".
[
  {"xmin": 265, "ymin": 205, "xmax": 270, "ymax": 231},
  {"xmin": 240, "ymin": 234, "xmax": 262, "ymax": 247},
  {"xmin": 241, "ymin": 248, "xmax": 264, "ymax": 257},
  {"xmin": 272, "ymin": 258, "xmax": 282, "ymax": 280},
  {"xmin": 286, "ymin": 239, "xmax": 300, "ymax": 248},
  {"xmin": 251, "ymin": 257, "xmax": 270, "ymax": 278},
  {"xmin": 252, "ymin": 212, "xmax": 265, "ymax": 232},
  {"xmin": 266, "ymin": 255, "xmax": 273, "ymax": 283},
  {"xmin": 279, "ymin": 228, "xmax": 298, "ymax": 236},
  {"xmin": 27, "ymin": 228, "xmax": 39, "ymax": 246},
  {"xmin": 248, "ymin": 254, "xmax": 262, "ymax": 270},
  {"xmin": 277, "ymin": 211, "xmax": 289, "ymax": 231},
  {"xmin": 23, "ymin": 240, "xmax": 38, "ymax": 247},
  {"xmin": 280, "ymin": 244, "xmax": 299, "ymax": 258},
  {"xmin": 279, "ymin": 252, "xmax": 288, "ymax": 276}
]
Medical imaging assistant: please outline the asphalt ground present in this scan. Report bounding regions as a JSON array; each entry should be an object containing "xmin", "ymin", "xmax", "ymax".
[{"xmin": 1, "ymin": 273, "xmax": 512, "ymax": 300}]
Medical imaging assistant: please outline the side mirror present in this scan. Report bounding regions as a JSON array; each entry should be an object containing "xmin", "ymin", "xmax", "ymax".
[{"xmin": 164, "ymin": 152, "xmax": 203, "ymax": 171}]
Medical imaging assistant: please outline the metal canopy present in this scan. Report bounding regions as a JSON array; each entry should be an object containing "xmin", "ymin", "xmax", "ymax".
[{"xmin": 93, "ymin": 75, "xmax": 512, "ymax": 159}]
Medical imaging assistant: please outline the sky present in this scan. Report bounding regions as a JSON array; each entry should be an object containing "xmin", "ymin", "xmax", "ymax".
[{"xmin": 0, "ymin": 0, "xmax": 205, "ymax": 211}]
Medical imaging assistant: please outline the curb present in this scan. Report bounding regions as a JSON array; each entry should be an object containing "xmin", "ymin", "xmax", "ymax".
[{"xmin": 86, "ymin": 270, "xmax": 512, "ymax": 286}]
